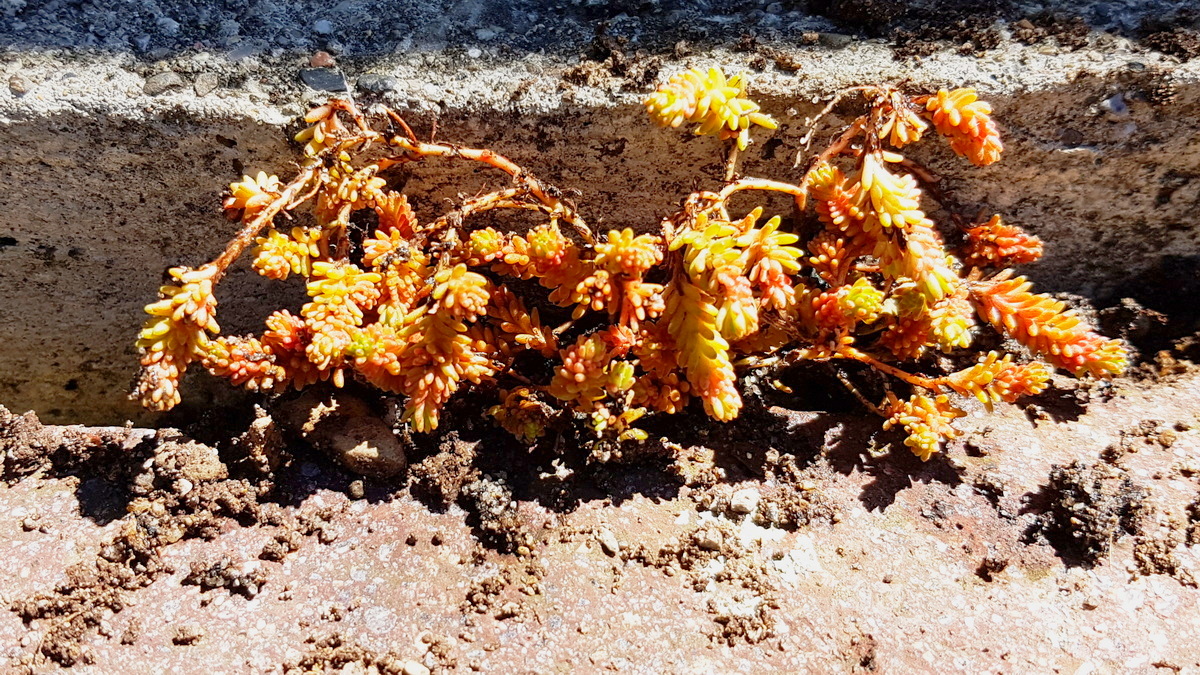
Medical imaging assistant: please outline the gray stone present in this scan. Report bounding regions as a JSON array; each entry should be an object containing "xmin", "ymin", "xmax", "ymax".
[
  {"xmin": 313, "ymin": 19, "xmax": 333, "ymax": 35},
  {"xmin": 299, "ymin": 67, "xmax": 348, "ymax": 92},
  {"xmin": 143, "ymin": 71, "xmax": 186, "ymax": 96},
  {"xmin": 193, "ymin": 72, "xmax": 219, "ymax": 97},
  {"xmin": 228, "ymin": 42, "xmax": 258, "ymax": 61},
  {"xmin": 217, "ymin": 19, "xmax": 240, "ymax": 38},
  {"xmin": 156, "ymin": 17, "xmax": 180, "ymax": 36},
  {"xmin": 356, "ymin": 73, "xmax": 400, "ymax": 94}
]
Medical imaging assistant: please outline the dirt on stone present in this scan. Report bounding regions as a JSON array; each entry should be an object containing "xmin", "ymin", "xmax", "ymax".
[{"xmin": 1029, "ymin": 460, "xmax": 1145, "ymax": 566}]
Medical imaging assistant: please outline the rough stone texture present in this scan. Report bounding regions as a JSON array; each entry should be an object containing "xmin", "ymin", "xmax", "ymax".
[
  {"xmin": 2, "ymin": 359, "xmax": 1200, "ymax": 671},
  {"xmin": 1, "ymin": 3, "xmax": 1199, "ymax": 424}
]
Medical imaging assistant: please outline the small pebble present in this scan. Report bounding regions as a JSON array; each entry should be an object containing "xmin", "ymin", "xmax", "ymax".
[
  {"xmin": 314, "ymin": 19, "xmax": 334, "ymax": 34},
  {"xmin": 596, "ymin": 528, "xmax": 620, "ymax": 556},
  {"xmin": 697, "ymin": 528, "xmax": 723, "ymax": 551},
  {"xmin": 401, "ymin": 660, "xmax": 431, "ymax": 675},
  {"xmin": 9, "ymin": 74, "xmax": 30, "ymax": 96},
  {"xmin": 467, "ymin": 47, "xmax": 482, "ymax": 59},
  {"xmin": 228, "ymin": 42, "xmax": 257, "ymax": 61},
  {"xmin": 818, "ymin": 32, "xmax": 853, "ymax": 49},
  {"xmin": 309, "ymin": 50, "xmax": 336, "ymax": 68},
  {"xmin": 1100, "ymin": 93, "xmax": 1128, "ymax": 117},
  {"xmin": 172, "ymin": 624, "xmax": 205, "ymax": 645},
  {"xmin": 729, "ymin": 488, "xmax": 761, "ymax": 515},
  {"xmin": 217, "ymin": 19, "xmax": 240, "ymax": 38},
  {"xmin": 1060, "ymin": 128, "xmax": 1085, "ymax": 146},
  {"xmin": 348, "ymin": 479, "xmax": 365, "ymax": 499},
  {"xmin": 143, "ymin": 71, "xmax": 186, "ymax": 96}
]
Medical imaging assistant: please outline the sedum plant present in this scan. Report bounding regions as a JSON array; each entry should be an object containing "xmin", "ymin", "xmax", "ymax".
[{"xmin": 133, "ymin": 68, "xmax": 1127, "ymax": 460}]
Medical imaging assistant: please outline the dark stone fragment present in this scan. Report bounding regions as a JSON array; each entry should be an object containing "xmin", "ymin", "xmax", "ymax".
[{"xmin": 299, "ymin": 67, "xmax": 348, "ymax": 92}]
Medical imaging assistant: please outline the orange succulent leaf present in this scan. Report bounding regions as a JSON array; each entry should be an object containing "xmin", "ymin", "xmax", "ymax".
[
  {"xmin": 944, "ymin": 351, "xmax": 1051, "ymax": 410},
  {"xmin": 921, "ymin": 88, "xmax": 1003, "ymax": 166},
  {"xmin": 665, "ymin": 277, "xmax": 742, "ymax": 422},
  {"xmin": 645, "ymin": 67, "xmax": 777, "ymax": 150},
  {"xmin": 962, "ymin": 216, "xmax": 1043, "ymax": 268},
  {"xmin": 883, "ymin": 392, "xmax": 964, "ymax": 461},
  {"xmin": 133, "ymin": 264, "xmax": 221, "ymax": 411},
  {"xmin": 970, "ymin": 272, "xmax": 1128, "ymax": 378}
]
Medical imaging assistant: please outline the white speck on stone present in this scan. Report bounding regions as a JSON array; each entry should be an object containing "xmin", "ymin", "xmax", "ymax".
[
  {"xmin": 364, "ymin": 606, "xmax": 394, "ymax": 634},
  {"xmin": 467, "ymin": 47, "xmax": 482, "ymax": 59},
  {"xmin": 1100, "ymin": 93, "xmax": 1128, "ymax": 116},
  {"xmin": 378, "ymin": 542, "xmax": 395, "ymax": 562},
  {"xmin": 772, "ymin": 534, "xmax": 822, "ymax": 585},
  {"xmin": 737, "ymin": 518, "xmax": 784, "ymax": 546}
]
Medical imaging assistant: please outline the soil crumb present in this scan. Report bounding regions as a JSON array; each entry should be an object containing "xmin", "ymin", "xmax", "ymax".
[{"xmin": 1032, "ymin": 461, "xmax": 1145, "ymax": 566}]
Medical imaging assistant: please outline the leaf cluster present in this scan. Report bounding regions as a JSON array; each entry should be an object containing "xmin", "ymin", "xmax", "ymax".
[{"xmin": 133, "ymin": 71, "xmax": 1127, "ymax": 460}]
